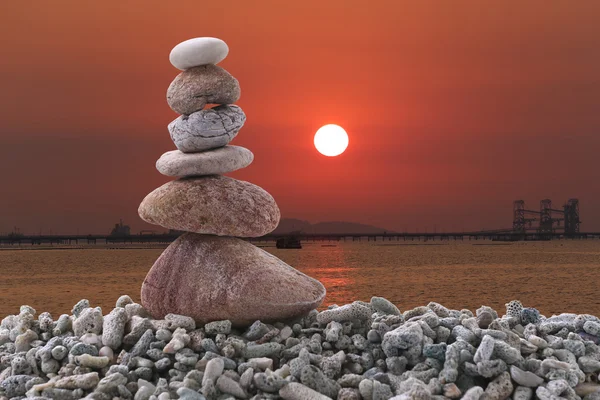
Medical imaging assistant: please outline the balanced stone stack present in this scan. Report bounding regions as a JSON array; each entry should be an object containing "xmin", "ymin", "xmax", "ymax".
[{"xmin": 138, "ymin": 37, "xmax": 325, "ymax": 327}]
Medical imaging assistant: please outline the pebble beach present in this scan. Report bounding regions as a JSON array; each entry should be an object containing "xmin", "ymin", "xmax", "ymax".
[{"xmin": 3, "ymin": 295, "xmax": 600, "ymax": 399}]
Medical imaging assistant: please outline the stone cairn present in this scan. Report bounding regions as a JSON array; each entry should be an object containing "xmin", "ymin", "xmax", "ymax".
[{"xmin": 137, "ymin": 37, "xmax": 326, "ymax": 327}]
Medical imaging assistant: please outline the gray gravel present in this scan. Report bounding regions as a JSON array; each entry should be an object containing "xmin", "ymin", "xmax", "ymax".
[{"xmin": 1, "ymin": 296, "xmax": 600, "ymax": 399}]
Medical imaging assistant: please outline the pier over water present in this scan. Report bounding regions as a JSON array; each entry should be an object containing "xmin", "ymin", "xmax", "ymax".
[{"xmin": 1, "ymin": 230, "xmax": 599, "ymax": 246}]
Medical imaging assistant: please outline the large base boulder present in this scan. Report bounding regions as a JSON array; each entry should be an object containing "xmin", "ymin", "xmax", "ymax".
[{"xmin": 141, "ymin": 233, "xmax": 326, "ymax": 326}]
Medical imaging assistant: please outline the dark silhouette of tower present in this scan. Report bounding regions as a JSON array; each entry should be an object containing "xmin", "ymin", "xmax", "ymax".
[
  {"xmin": 563, "ymin": 199, "xmax": 581, "ymax": 236},
  {"xmin": 539, "ymin": 199, "xmax": 553, "ymax": 235},
  {"xmin": 110, "ymin": 219, "xmax": 131, "ymax": 237},
  {"xmin": 512, "ymin": 200, "xmax": 526, "ymax": 234}
]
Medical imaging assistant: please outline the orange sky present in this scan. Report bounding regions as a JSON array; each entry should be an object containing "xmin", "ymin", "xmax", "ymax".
[{"xmin": 1, "ymin": 1, "xmax": 599, "ymax": 234}]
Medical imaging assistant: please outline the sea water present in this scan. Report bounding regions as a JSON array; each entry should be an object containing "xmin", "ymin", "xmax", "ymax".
[{"xmin": 0, "ymin": 240, "xmax": 598, "ymax": 318}]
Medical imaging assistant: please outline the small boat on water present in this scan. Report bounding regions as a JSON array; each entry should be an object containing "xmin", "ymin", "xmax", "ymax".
[{"xmin": 276, "ymin": 236, "xmax": 302, "ymax": 249}]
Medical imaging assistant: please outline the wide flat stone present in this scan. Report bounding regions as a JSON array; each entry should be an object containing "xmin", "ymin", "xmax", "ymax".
[
  {"xmin": 167, "ymin": 65, "xmax": 240, "ymax": 115},
  {"xmin": 156, "ymin": 146, "xmax": 253, "ymax": 177},
  {"xmin": 140, "ymin": 233, "xmax": 326, "ymax": 326},
  {"xmin": 169, "ymin": 37, "xmax": 229, "ymax": 70},
  {"xmin": 138, "ymin": 175, "xmax": 279, "ymax": 237},
  {"xmin": 168, "ymin": 105, "xmax": 246, "ymax": 153}
]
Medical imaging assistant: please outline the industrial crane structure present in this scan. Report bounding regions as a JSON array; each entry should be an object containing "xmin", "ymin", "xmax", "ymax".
[{"xmin": 513, "ymin": 198, "xmax": 580, "ymax": 237}]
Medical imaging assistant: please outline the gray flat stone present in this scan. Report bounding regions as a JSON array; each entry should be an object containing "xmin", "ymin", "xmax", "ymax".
[{"xmin": 156, "ymin": 146, "xmax": 253, "ymax": 177}]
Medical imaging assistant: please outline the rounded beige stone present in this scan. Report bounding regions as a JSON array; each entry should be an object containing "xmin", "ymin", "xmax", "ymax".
[
  {"xmin": 138, "ymin": 175, "xmax": 279, "ymax": 237},
  {"xmin": 167, "ymin": 65, "xmax": 240, "ymax": 115},
  {"xmin": 140, "ymin": 233, "xmax": 326, "ymax": 326}
]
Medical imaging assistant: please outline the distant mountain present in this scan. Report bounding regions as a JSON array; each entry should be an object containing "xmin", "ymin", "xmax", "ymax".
[
  {"xmin": 272, "ymin": 218, "xmax": 395, "ymax": 235},
  {"xmin": 272, "ymin": 218, "xmax": 312, "ymax": 233}
]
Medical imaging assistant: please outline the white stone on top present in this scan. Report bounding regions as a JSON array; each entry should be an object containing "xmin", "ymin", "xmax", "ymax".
[{"xmin": 169, "ymin": 37, "xmax": 229, "ymax": 70}]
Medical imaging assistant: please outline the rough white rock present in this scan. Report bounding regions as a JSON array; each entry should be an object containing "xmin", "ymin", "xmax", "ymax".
[
  {"xmin": 280, "ymin": 382, "xmax": 333, "ymax": 400},
  {"xmin": 168, "ymin": 105, "xmax": 246, "ymax": 153},
  {"xmin": 462, "ymin": 386, "xmax": 484, "ymax": 400},
  {"xmin": 528, "ymin": 335, "xmax": 548, "ymax": 349},
  {"xmin": 202, "ymin": 357, "xmax": 224, "ymax": 386},
  {"xmin": 54, "ymin": 372, "xmax": 100, "ymax": 390},
  {"xmin": 216, "ymin": 374, "xmax": 247, "ymax": 399},
  {"xmin": 474, "ymin": 335, "xmax": 494, "ymax": 363},
  {"xmin": 513, "ymin": 386, "xmax": 534, "ymax": 400}
]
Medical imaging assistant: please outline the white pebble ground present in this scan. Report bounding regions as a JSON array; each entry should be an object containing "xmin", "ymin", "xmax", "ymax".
[{"xmin": 1, "ymin": 295, "xmax": 600, "ymax": 399}]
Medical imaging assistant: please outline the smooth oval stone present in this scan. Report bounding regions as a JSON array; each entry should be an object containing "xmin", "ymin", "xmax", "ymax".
[
  {"xmin": 140, "ymin": 233, "xmax": 326, "ymax": 326},
  {"xmin": 156, "ymin": 146, "xmax": 253, "ymax": 177},
  {"xmin": 509, "ymin": 365, "xmax": 544, "ymax": 387},
  {"xmin": 168, "ymin": 105, "xmax": 246, "ymax": 153},
  {"xmin": 169, "ymin": 37, "xmax": 229, "ymax": 70},
  {"xmin": 167, "ymin": 65, "xmax": 240, "ymax": 115},
  {"xmin": 138, "ymin": 175, "xmax": 279, "ymax": 237}
]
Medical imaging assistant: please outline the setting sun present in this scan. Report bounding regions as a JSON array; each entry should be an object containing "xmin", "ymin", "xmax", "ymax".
[{"xmin": 314, "ymin": 124, "xmax": 349, "ymax": 157}]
